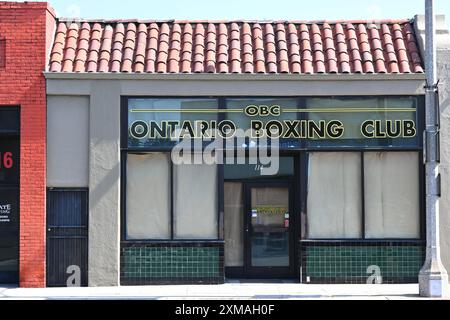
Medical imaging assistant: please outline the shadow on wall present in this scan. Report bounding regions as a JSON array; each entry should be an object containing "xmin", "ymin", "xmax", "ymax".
[{"xmin": 89, "ymin": 160, "xmax": 120, "ymax": 210}]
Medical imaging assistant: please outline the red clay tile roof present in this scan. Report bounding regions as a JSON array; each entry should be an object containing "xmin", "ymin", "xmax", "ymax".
[{"xmin": 48, "ymin": 19, "xmax": 424, "ymax": 74}]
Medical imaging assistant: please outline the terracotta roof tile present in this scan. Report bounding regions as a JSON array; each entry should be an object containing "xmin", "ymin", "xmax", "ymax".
[
  {"xmin": 193, "ymin": 24, "xmax": 205, "ymax": 73},
  {"xmin": 156, "ymin": 23, "xmax": 170, "ymax": 73},
  {"xmin": 73, "ymin": 22, "xmax": 91, "ymax": 72},
  {"xmin": 205, "ymin": 23, "xmax": 217, "ymax": 73},
  {"xmin": 229, "ymin": 22, "xmax": 241, "ymax": 73},
  {"xmin": 287, "ymin": 23, "xmax": 301, "ymax": 74},
  {"xmin": 61, "ymin": 23, "xmax": 79, "ymax": 72},
  {"xmin": 265, "ymin": 24, "xmax": 277, "ymax": 73},
  {"xmin": 299, "ymin": 24, "xmax": 313, "ymax": 74},
  {"xmin": 145, "ymin": 23, "xmax": 159, "ymax": 73},
  {"xmin": 276, "ymin": 24, "xmax": 289, "ymax": 73},
  {"xmin": 217, "ymin": 23, "xmax": 228, "ymax": 73},
  {"xmin": 253, "ymin": 23, "xmax": 265, "ymax": 73},
  {"xmin": 49, "ymin": 23, "xmax": 67, "ymax": 72},
  {"xmin": 134, "ymin": 24, "xmax": 148, "ymax": 73},
  {"xmin": 181, "ymin": 23, "xmax": 193, "ymax": 73},
  {"xmin": 242, "ymin": 23, "xmax": 253, "ymax": 73},
  {"xmin": 98, "ymin": 25, "xmax": 113, "ymax": 72},
  {"xmin": 49, "ymin": 19, "xmax": 424, "ymax": 74}
]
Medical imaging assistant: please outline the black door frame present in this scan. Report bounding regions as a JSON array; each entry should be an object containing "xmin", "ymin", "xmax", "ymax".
[
  {"xmin": 223, "ymin": 153, "xmax": 301, "ymax": 280},
  {"xmin": 243, "ymin": 179, "xmax": 296, "ymax": 279}
]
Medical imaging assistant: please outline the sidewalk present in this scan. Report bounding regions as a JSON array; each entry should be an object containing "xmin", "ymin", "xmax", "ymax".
[{"xmin": 0, "ymin": 283, "xmax": 443, "ymax": 300}]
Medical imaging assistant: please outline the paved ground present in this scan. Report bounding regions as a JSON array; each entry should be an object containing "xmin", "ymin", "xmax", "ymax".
[{"xmin": 0, "ymin": 283, "xmax": 446, "ymax": 300}]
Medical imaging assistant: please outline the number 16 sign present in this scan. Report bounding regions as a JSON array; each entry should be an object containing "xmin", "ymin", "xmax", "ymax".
[{"xmin": 0, "ymin": 152, "xmax": 14, "ymax": 170}]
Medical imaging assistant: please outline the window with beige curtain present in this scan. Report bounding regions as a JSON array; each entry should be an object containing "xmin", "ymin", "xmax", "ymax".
[
  {"xmin": 174, "ymin": 163, "xmax": 218, "ymax": 239},
  {"xmin": 126, "ymin": 153, "xmax": 171, "ymax": 239},
  {"xmin": 364, "ymin": 152, "xmax": 420, "ymax": 238},
  {"xmin": 307, "ymin": 151, "xmax": 420, "ymax": 239},
  {"xmin": 224, "ymin": 182, "xmax": 244, "ymax": 267},
  {"xmin": 307, "ymin": 152, "xmax": 362, "ymax": 238}
]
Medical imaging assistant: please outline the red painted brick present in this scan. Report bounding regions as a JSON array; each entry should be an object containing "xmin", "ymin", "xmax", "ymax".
[{"xmin": 0, "ymin": 1, "xmax": 55, "ymax": 288}]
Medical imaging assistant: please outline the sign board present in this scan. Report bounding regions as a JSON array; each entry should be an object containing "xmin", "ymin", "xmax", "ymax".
[{"xmin": 126, "ymin": 98, "xmax": 420, "ymax": 149}]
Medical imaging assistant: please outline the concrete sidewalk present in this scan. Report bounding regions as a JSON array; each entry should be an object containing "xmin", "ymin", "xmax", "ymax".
[{"xmin": 0, "ymin": 283, "xmax": 445, "ymax": 300}]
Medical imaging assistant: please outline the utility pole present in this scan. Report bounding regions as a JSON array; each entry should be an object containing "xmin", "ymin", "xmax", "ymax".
[{"xmin": 418, "ymin": 0, "xmax": 449, "ymax": 298}]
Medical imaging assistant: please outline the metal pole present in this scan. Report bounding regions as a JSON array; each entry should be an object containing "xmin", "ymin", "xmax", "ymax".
[{"xmin": 419, "ymin": 0, "xmax": 449, "ymax": 298}]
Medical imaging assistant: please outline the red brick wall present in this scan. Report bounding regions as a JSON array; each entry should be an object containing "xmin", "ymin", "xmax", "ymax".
[{"xmin": 0, "ymin": 1, "xmax": 55, "ymax": 288}]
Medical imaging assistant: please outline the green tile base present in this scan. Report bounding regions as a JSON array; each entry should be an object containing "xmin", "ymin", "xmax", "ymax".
[
  {"xmin": 120, "ymin": 242, "xmax": 224, "ymax": 285},
  {"xmin": 301, "ymin": 241, "xmax": 425, "ymax": 284}
]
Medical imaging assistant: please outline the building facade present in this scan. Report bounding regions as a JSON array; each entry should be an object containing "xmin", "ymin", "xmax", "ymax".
[
  {"xmin": 0, "ymin": 1, "xmax": 55, "ymax": 287},
  {"xmin": 1, "ymin": 1, "xmax": 450, "ymax": 287}
]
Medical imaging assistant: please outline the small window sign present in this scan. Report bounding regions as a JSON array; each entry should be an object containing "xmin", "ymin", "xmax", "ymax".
[{"xmin": 0, "ymin": 203, "xmax": 12, "ymax": 224}]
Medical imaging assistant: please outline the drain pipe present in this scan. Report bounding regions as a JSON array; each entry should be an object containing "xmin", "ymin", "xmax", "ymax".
[{"xmin": 418, "ymin": 0, "xmax": 449, "ymax": 298}]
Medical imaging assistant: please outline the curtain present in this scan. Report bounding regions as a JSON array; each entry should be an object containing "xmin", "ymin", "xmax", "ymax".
[
  {"xmin": 364, "ymin": 152, "xmax": 420, "ymax": 238},
  {"xmin": 224, "ymin": 182, "xmax": 244, "ymax": 267},
  {"xmin": 174, "ymin": 163, "xmax": 218, "ymax": 239},
  {"xmin": 126, "ymin": 153, "xmax": 171, "ymax": 239},
  {"xmin": 307, "ymin": 152, "xmax": 362, "ymax": 238}
]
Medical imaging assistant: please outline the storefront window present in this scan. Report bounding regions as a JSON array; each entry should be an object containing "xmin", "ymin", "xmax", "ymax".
[
  {"xmin": 307, "ymin": 152, "xmax": 362, "ymax": 238},
  {"xmin": 307, "ymin": 151, "xmax": 420, "ymax": 239},
  {"xmin": 364, "ymin": 152, "xmax": 420, "ymax": 238},
  {"xmin": 128, "ymin": 98, "xmax": 219, "ymax": 148},
  {"xmin": 123, "ymin": 97, "xmax": 423, "ymax": 243},
  {"xmin": 126, "ymin": 153, "xmax": 171, "ymax": 239},
  {"xmin": 174, "ymin": 163, "xmax": 218, "ymax": 239},
  {"xmin": 225, "ymin": 98, "xmax": 301, "ymax": 149},
  {"xmin": 125, "ymin": 152, "xmax": 219, "ymax": 240},
  {"xmin": 306, "ymin": 97, "xmax": 419, "ymax": 148}
]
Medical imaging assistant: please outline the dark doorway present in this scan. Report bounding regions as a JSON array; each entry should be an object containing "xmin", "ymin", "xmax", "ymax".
[
  {"xmin": 0, "ymin": 108, "xmax": 20, "ymax": 284},
  {"xmin": 224, "ymin": 156, "xmax": 298, "ymax": 280},
  {"xmin": 46, "ymin": 189, "xmax": 88, "ymax": 287}
]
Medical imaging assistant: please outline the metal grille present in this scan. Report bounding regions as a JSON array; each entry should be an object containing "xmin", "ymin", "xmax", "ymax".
[{"xmin": 46, "ymin": 189, "xmax": 88, "ymax": 287}]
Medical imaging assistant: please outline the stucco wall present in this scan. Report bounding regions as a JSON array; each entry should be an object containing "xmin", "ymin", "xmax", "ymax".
[
  {"xmin": 87, "ymin": 82, "xmax": 122, "ymax": 287},
  {"xmin": 415, "ymin": 15, "xmax": 450, "ymax": 279},
  {"xmin": 46, "ymin": 76, "xmax": 426, "ymax": 286}
]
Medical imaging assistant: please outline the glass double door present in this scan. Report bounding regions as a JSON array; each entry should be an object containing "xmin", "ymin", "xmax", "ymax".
[{"xmin": 243, "ymin": 181, "xmax": 295, "ymax": 278}]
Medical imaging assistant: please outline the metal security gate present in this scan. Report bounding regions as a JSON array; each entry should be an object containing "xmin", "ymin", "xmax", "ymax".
[{"xmin": 46, "ymin": 189, "xmax": 88, "ymax": 287}]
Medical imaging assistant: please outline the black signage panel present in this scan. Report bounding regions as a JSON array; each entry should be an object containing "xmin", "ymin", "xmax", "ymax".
[
  {"xmin": 126, "ymin": 97, "xmax": 422, "ymax": 150},
  {"xmin": 0, "ymin": 108, "xmax": 20, "ymax": 283}
]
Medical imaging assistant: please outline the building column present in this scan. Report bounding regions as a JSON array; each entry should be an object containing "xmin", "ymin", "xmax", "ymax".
[{"xmin": 88, "ymin": 81, "xmax": 122, "ymax": 286}]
